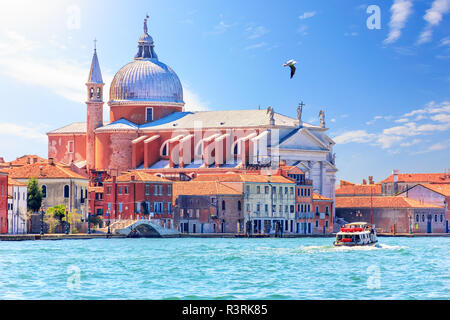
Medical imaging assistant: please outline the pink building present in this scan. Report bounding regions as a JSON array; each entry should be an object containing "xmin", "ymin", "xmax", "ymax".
[{"xmin": 0, "ymin": 172, "xmax": 8, "ymax": 234}]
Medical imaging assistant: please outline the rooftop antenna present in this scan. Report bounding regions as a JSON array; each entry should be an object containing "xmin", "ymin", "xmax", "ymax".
[{"xmin": 93, "ymin": 38, "xmax": 97, "ymax": 51}]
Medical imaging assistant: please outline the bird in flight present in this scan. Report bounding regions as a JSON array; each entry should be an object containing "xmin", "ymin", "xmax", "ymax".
[{"xmin": 283, "ymin": 59, "xmax": 297, "ymax": 79}]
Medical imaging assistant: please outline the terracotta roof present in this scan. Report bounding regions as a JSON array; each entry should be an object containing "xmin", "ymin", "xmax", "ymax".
[
  {"xmin": 280, "ymin": 166, "xmax": 304, "ymax": 175},
  {"xmin": 313, "ymin": 193, "xmax": 332, "ymax": 201},
  {"xmin": 335, "ymin": 196, "xmax": 444, "ymax": 209},
  {"xmin": 6, "ymin": 162, "xmax": 87, "ymax": 180},
  {"xmin": 173, "ymin": 181, "xmax": 242, "ymax": 205},
  {"xmin": 0, "ymin": 155, "xmax": 47, "ymax": 168},
  {"xmin": 8, "ymin": 177, "xmax": 26, "ymax": 187},
  {"xmin": 418, "ymin": 184, "xmax": 450, "ymax": 197},
  {"xmin": 104, "ymin": 171, "xmax": 172, "ymax": 183},
  {"xmin": 336, "ymin": 183, "xmax": 381, "ymax": 196},
  {"xmin": 380, "ymin": 173, "xmax": 450, "ymax": 184},
  {"xmin": 194, "ymin": 173, "xmax": 295, "ymax": 184}
]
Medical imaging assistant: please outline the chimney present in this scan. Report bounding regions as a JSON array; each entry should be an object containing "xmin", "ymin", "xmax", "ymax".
[
  {"xmin": 27, "ymin": 157, "xmax": 30, "ymax": 164},
  {"xmin": 368, "ymin": 176, "xmax": 374, "ymax": 184},
  {"xmin": 393, "ymin": 169, "xmax": 399, "ymax": 183},
  {"xmin": 393, "ymin": 169, "xmax": 399, "ymax": 194},
  {"xmin": 0, "ymin": 157, "xmax": 4, "ymax": 164},
  {"xmin": 39, "ymin": 165, "xmax": 44, "ymax": 176},
  {"xmin": 48, "ymin": 158, "xmax": 54, "ymax": 165},
  {"xmin": 362, "ymin": 179, "xmax": 367, "ymax": 185},
  {"xmin": 131, "ymin": 175, "xmax": 135, "ymax": 181}
]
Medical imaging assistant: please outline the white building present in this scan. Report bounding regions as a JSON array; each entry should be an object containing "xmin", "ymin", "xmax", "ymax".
[{"xmin": 7, "ymin": 178, "xmax": 27, "ymax": 234}]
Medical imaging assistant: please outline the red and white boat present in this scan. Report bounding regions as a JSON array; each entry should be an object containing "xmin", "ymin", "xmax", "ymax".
[{"xmin": 334, "ymin": 222, "xmax": 378, "ymax": 247}]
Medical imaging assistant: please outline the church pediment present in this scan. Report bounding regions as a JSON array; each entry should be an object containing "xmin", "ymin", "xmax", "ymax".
[{"xmin": 278, "ymin": 128, "xmax": 330, "ymax": 151}]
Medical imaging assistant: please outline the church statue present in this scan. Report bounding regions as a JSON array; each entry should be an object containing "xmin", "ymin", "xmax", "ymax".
[
  {"xmin": 266, "ymin": 106, "xmax": 275, "ymax": 123},
  {"xmin": 318, "ymin": 110, "xmax": 325, "ymax": 128},
  {"xmin": 297, "ymin": 101, "xmax": 305, "ymax": 122}
]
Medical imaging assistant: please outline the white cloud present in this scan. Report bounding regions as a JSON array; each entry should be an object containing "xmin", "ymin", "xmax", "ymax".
[
  {"xmin": 246, "ymin": 25, "xmax": 269, "ymax": 39},
  {"xmin": 0, "ymin": 123, "xmax": 47, "ymax": 143},
  {"xmin": 417, "ymin": 0, "xmax": 450, "ymax": 44},
  {"xmin": 334, "ymin": 101, "xmax": 450, "ymax": 151},
  {"xmin": 297, "ymin": 25, "xmax": 308, "ymax": 36},
  {"xmin": 440, "ymin": 36, "xmax": 450, "ymax": 46},
  {"xmin": 384, "ymin": 0, "xmax": 413, "ymax": 44},
  {"xmin": 299, "ymin": 11, "xmax": 316, "ymax": 20},
  {"xmin": 182, "ymin": 84, "xmax": 210, "ymax": 111},
  {"xmin": 333, "ymin": 130, "xmax": 376, "ymax": 144},
  {"xmin": 244, "ymin": 42, "xmax": 267, "ymax": 51}
]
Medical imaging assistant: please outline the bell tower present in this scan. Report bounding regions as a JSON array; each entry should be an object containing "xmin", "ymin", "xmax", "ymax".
[{"xmin": 86, "ymin": 42, "xmax": 104, "ymax": 172}]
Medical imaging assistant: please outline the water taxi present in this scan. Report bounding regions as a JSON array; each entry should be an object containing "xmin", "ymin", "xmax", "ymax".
[{"xmin": 334, "ymin": 222, "xmax": 378, "ymax": 247}]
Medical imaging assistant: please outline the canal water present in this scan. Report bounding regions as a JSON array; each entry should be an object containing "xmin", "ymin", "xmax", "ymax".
[{"xmin": 0, "ymin": 237, "xmax": 448, "ymax": 299}]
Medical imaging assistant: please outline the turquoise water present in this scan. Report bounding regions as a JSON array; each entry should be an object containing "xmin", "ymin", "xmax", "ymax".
[{"xmin": 0, "ymin": 237, "xmax": 449, "ymax": 300}]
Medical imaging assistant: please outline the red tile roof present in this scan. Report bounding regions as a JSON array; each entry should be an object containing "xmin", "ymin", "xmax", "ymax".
[
  {"xmin": 88, "ymin": 186, "xmax": 104, "ymax": 193},
  {"xmin": 5, "ymin": 161, "xmax": 87, "ymax": 180},
  {"xmin": 380, "ymin": 173, "xmax": 450, "ymax": 184},
  {"xmin": 336, "ymin": 183, "xmax": 381, "ymax": 196},
  {"xmin": 419, "ymin": 184, "xmax": 450, "ymax": 197},
  {"xmin": 104, "ymin": 171, "xmax": 171, "ymax": 183},
  {"xmin": 174, "ymin": 181, "xmax": 241, "ymax": 196},
  {"xmin": 312, "ymin": 193, "xmax": 332, "ymax": 201},
  {"xmin": 335, "ymin": 196, "xmax": 443, "ymax": 209},
  {"xmin": 194, "ymin": 173, "xmax": 295, "ymax": 184},
  {"xmin": 0, "ymin": 155, "xmax": 47, "ymax": 168}
]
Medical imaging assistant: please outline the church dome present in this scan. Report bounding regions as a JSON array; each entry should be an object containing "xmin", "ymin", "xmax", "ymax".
[
  {"xmin": 109, "ymin": 17, "xmax": 184, "ymax": 105},
  {"xmin": 109, "ymin": 60, "xmax": 183, "ymax": 104}
]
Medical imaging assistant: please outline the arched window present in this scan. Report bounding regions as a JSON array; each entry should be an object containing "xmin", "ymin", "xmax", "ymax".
[
  {"xmin": 89, "ymin": 87, "xmax": 94, "ymax": 99},
  {"xmin": 416, "ymin": 215, "xmax": 419, "ymax": 222},
  {"xmin": 238, "ymin": 201, "xmax": 241, "ymax": 211},
  {"xmin": 64, "ymin": 185, "xmax": 70, "ymax": 198},
  {"xmin": 41, "ymin": 185, "xmax": 47, "ymax": 198},
  {"xmin": 96, "ymin": 87, "xmax": 101, "ymax": 99},
  {"xmin": 160, "ymin": 141, "xmax": 169, "ymax": 157},
  {"xmin": 222, "ymin": 200, "xmax": 226, "ymax": 211}
]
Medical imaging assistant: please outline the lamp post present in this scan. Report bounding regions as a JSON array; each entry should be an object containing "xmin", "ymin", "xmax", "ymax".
[
  {"xmin": 65, "ymin": 210, "xmax": 70, "ymax": 234},
  {"xmin": 87, "ymin": 209, "xmax": 91, "ymax": 234},
  {"xmin": 106, "ymin": 209, "xmax": 111, "ymax": 236},
  {"xmin": 40, "ymin": 205, "xmax": 45, "ymax": 235}
]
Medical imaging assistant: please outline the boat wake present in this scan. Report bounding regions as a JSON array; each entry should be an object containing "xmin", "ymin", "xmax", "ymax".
[{"xmin": 297, "ymin": 243, "xmax": 408, "ymax": 253}]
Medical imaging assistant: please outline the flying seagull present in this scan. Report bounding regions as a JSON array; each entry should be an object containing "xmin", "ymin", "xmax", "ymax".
[{"xmin": 283, "ymin": 59, "xmax": 297, "ymax": 79}]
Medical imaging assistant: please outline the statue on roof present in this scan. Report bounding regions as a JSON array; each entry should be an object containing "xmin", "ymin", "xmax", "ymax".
[
  {"xmin": 318, "ymin": 110, "xmax": 325, "ymax": 128},
  {"xmin": 266, "ymin": 106, "xmax": 274, "ymax": 121},
  {"xmin": 297, "ymin": 101, "xmax": 305, "ymax": 122}
]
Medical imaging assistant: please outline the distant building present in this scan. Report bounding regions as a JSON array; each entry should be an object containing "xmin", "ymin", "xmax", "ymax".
[
  {"xmin": 0, "ymin": 155, "xmax": 47, "ymax": 169},
  {"xmin": 7, "ymin": 178, "xmax": 27, "ymax": 234},
  {"xmin": 397, "ymin": 183, "xmax": 450, "ymax": 233},
  {"xmin": 173, "ymin": 181, "xmax": 243, "ymax": 233},
  {"xmin": 336, "ymin": 178, "xmax": 381, "ymax": 197},
  {"xmin": 312, "ymin": 193, "xmax": 333, "ymax": 234},
  {"xmin": 194, "ymin": 174, "xmax": 297, "ymax": 234},
  {"xmin": 380, "ymin": 170, "xmax": 450, "ymax": 195},
  {"xmin": 335, "ymin": 196, "xmax": 445, "ymax": 233},
  {"xmin": 102, "ymin": 171, "xmax": 173, "ymax": 225},
  {"xmin": 6, "ymin": 159, "xmax": 89, "ymax": 233},
  {"xmin": 0, "ymin": 172, "xmax": 8, "ymax": 234}
]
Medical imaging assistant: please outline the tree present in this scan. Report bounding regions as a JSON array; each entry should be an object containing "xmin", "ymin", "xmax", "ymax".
[
  {"xmin": 27, "ymin": 178, "xmax": 43, "ymax": 213},
  {"xmin": 65, "ymin": 209, "xmax": 82, "ymax": 234},
  {"xmin": 51, "ymin": 204, "xmax": 66, "ymax": 221},
  {"xmin": 44, "ymin": 208, "xmax": 60, "ymax": 234}
]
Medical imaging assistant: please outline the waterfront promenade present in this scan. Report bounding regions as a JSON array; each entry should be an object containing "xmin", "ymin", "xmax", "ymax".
[{"xmin": 1, "ymin": 232, "xmax": 449, "ymax": 241}]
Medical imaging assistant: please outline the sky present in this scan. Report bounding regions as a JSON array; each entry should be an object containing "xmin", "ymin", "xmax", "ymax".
[{"xmin": 0, "ymin": 0, "xmax": 448, "ymax": 184}]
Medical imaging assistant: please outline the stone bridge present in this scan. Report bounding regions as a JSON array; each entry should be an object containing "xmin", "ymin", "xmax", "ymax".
[{"xmin": 114, "ymin": 219, "xmax": 180, "ymax": 238}]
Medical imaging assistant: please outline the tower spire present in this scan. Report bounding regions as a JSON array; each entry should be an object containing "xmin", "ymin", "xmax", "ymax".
[{"xmin": 88, "ymin": 43, "xmax": 103, "ymax": 84}]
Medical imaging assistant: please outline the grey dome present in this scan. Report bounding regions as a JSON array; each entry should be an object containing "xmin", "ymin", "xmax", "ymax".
[{"xmin": 109, "ymin": 59, "xmax": 184, "ymax": 104}]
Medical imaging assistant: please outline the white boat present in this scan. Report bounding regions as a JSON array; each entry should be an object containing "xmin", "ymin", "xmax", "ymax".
[{"xmin": 334, "ymin": 222, "xmax": 378, "ymax": 247}]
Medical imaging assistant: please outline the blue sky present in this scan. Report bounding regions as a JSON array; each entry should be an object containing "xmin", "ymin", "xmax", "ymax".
[{"xmin": 0, "ymin": 0, "xmax": 448, "ymax": 184}]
